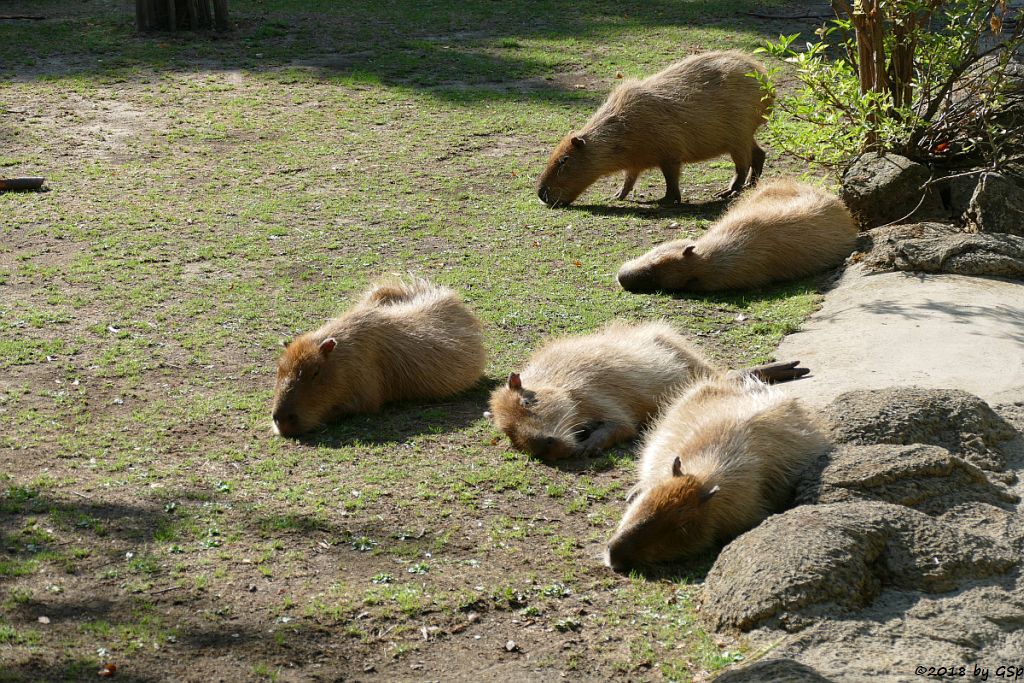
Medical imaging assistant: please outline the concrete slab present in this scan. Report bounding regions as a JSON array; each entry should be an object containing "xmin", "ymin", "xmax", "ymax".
[{"xmin": 776, "ymin": 265, "xmax": 1024, "ymax": 407}]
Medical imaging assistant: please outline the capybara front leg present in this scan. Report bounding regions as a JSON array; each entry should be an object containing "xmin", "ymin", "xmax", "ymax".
[
  {"xmin": 659, "ymin": 162, "xmax": 682, "ymax": 205},
  {"xmin": 578, "ymin": 422, "xmax": 637, "ymax": 457},
  {"xmin": 747, "ymin": 143, "xmax": 766, "ymax": 186},
  {"xmin": 615, "ymin": 170, "xmax": 639, "ymax": 200}
]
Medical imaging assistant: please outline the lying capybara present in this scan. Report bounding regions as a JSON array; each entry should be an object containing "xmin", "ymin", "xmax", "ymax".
[
  {"xmin": 486, "ymin": 321, "xmax": 809, "ymax": 461},
  {"xmin": 536, "ymin": 50, "xmax": 772, "ymax": 207},
  {"xmin": 487, "ymin": 322, "xmax": 715, "ymax": 460},
  {"xmin": 271, "ymin": 277, "xmax": 485, "ymax": 437},
  {"xmin": 617, "ymin": 179, "xmax": 858, "ymax": 293},
  {"xmin": 604, "ymin": 375, "xmax": 828, "ymax": 573}
]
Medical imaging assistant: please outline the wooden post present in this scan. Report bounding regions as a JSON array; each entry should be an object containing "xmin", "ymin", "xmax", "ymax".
[
  {"xmin": 212, "ymin": 0, "xmax": 230, "ymax": 31},
  {"xmin": 136, "ymin": 0, "xmax": 149, "ymax": 30}
]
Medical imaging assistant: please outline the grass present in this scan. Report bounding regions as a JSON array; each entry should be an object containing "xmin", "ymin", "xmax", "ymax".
[{"xmin": 0, "ymin": 0, "xmax": 832, "ymax": 680}]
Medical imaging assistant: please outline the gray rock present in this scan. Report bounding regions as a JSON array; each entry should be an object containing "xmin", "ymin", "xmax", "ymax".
[
  {"xmin": 856, "ymin": 221, "xmax": 1024, "ymax": 278},
  {"xmin": 715, "ymin": 659, "xmax": 834, "ymax": 682},
  {"xmin": 841, "ymin": 153, "xmax": 947, "ymax": 229},
  {"xmin": 821, "ymin": 386, "xmax": 1018, "ymax": 471},
  {"xmin": 796, "ymin": 443, "xmax": 1019, "ymax": 514},
  {"xmin": 701, "ymin": 502, "xmax": 1017, "ymax": 633},
  {"xmin": 965, "ymin": 172, "xmax": 1024, "ymax": 236}
]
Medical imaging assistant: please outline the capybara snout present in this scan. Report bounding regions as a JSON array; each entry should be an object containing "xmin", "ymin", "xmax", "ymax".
[
  {"xmin": 271, "ymin": 407, "xmax": 301, "ymax": 438},
  {"xmin": 616, "ymin": 266, "xmax": 659, "ymax": 293}
]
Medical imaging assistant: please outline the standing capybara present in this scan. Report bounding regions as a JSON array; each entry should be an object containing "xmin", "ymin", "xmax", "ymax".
[
  {"xmin": 486, "ymin": 321, "xmax": 809, "ymax": 461},
  {"xmin": 271, "ymin": 277, "xmax": 485, "ymax": 437},
  {"xmin": 536, "ymin": 50, "xmax": 772, "ymax": 207},
  {"xmin": 604, "ymin": 375, "xmax": 828, "ymax": 573},
  {"xmin": 617, "ymin": 179, "xmax": 858, "ymax": 293}
]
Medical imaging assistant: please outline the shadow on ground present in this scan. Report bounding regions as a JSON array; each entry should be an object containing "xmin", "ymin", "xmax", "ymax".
[
  {"xmin": 295, "ymin": 383, "xmax": 496, "ymax": 447},
  {"xmin": 0, "ymin": 0, "xmax": 827, "ymax": 103}
]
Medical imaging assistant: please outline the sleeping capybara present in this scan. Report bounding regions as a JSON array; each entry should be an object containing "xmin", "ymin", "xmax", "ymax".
[
  {"xmin": 271, "ymin": 277, "xmax": 485, "ymax": 437},
  {"xmin": 605, "ymin": 375, "xmax": 828, "ymax": 573},
  {"xmin": 536, "ymin": 50, "xmax": 772, "ymax": 207},
  {"xmin": 617, "ymin": 179, "xmax": 858, "ymax": 293},
  {"xmin": 487, "ymin": 321, "xmax": 809, "ymax": 460}
]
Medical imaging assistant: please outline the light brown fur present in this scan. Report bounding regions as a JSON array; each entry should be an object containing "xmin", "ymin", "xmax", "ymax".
[
  {"xmin": 617, "ymin": 179, "xmax": 858, "ymax": 293},
  {"xmin": 487, "ymin": 322, "xmax": 716, "ymax": 461},
  {"xmin": 271, "ymin": 277, "xmax": 485, "ymax": 437},
  {"xmin": 605, "ymin": 375, "xmax": 829, "ymax": 573},
  {"xmin": 536, "ymin": 50, "xmax": 773, "ymax": 207}
]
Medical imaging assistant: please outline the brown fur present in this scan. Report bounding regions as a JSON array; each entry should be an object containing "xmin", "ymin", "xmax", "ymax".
[
  {"xmin": 617, "ymin": 179, "xmax": 858, "ymax": 293},
  {"xmin": 605, "ymin": 375, "xmax": 829, "ymax": 573},
  {"xmin": 536, "ymin": 50, "xmax": 773, "ymax": 207},
  {"xmin": 271, "ymin": 277, "xmax": 485, "ymax": 437},
  {"xmin": 487, "ymin": 321, "xmax": 716, "ymax": 460}
]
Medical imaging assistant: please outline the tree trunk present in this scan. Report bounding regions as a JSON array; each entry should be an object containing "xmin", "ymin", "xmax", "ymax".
[{"xmin": 135, "ymin": 0, "xmax": 230, "ymax": 31}]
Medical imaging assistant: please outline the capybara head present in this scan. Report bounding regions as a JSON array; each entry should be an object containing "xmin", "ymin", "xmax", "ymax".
[
  {"xmin": 536, "ymin": 134, "xmax": 606, "ymax": 207},
  {"xmin": 487, "ymin": 373, "xmax": 581, "ymax": 460},
  {"xmin": 617, "ymin": 241, "xmax": 703, "ymax": 293},
  {"xmin": 605, "ymin": 457, "xmax": 719, "ymax": 574},
  {"xmin": 271, "ymin": 335, "xmax": 344, "ymax": 437}
]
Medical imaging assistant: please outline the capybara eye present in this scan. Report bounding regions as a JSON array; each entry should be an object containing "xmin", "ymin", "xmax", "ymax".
[
  {"xmin": 557, "ymin": 156, "xmax": 568, "ymax": 166},
  {"xmin": 546, "ymin": 436, "xmax": 555, "ymax": 445}
]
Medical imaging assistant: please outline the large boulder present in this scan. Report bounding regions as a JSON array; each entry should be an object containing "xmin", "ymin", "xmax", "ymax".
[
  {"xmin": 820, "ymin": 386, "xmax": 1019, "ymax": 472},
  {"xmin": 856, "ymin": 221, "xmax": 1024, "ymax": 278},
  {"xmin": 701, "ymin": 501, "xmax": 1017, "ymax": 633},
  {"xmin": 715, "ymin": 659, "xmax": 833, "ymax": 682},
  {"xmin": 965, "ymin": 172, "xmax": 1024, "ymax": 236},
  {"xmin": 796, "ymin": 443, "xmax": 1019, "ymax": 514},
  {"xmin": 841, "ymin": 153, "xmax": 947, "ymax": 228}
]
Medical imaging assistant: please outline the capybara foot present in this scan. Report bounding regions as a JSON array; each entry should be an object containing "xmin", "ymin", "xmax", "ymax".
[{"xmin": 747, "ymin": 360, "xmax": 811, "ymax": 384}]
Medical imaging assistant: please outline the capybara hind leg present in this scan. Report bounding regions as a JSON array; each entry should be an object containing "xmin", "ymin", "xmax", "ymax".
[
  {"xmin": 615, "ymin": 170, "xmax": 640, "ymax": 200},
  {"xmin": 735, "ymin": 360, "xmax": 810, "ymax": 384},
  {"xmin": 718, "ymin": 149, "xmax": 751, "ymax": 198},
  {"xmin": 747, "ymin": 143, "xmax": 766, "ymax": 186},
  {"xmin": 659, "ymin": 162, "xmax": 682, "ymax": 205}
]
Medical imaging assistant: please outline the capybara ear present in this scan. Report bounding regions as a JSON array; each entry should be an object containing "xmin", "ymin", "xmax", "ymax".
[
  {"xmin": 570, "ymin": 136, "xmax": 586, "ymax": 148},
  {"xmin": 700, "ymin": 485, "xmax": 720, "ymax": 504},
  {"xmin": 319, "ymin": 337, "xmax": 337, "ymax": 355},
  {"xmin": 682, "ymin": 245, "xmax": 696, "ymax": 257},
  {"xmin": 671, "ymin": 456, "xmax": 683, "ymax": 477},
  {"xmin": 508, "ymin": 372, "xmax": 522, "ymax": 390},
  {"xmin": 280, "ymin": 339, "xmax": 290, "ymax": 349}
]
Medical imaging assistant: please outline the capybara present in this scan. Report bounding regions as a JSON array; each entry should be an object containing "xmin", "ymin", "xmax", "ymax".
[
  {"xmin": 271, "ymin": 277, "xmax": 485, "ymax": 437},
  {"xmin": 536, "ymin": 50, "xmax": 772, "ymax": 207},
  {"xmin": 617, "ymin": 179, "xmax": 858, "ymax": 293},
  {"xmin": 604, "ymin": 375, "xmax": 828, "ymax": 573},
  {"xmin": 486, "ymin": 321, "xmax": 809, "ymax": 461}
]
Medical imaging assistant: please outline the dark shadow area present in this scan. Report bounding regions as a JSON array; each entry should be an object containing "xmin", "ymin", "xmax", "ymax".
[
  {"xmin": 0, "ymin": 660, "xmax": 163, "ymax": 683},
  {"xmin": 570, "ymin": 197, "xmax": 731, "ymax": 220},
  {"xmin": 542, "ymin": 443, "xmax": 638, "ymax": 474},
  {"xmin": 660, "ymin": 272, "xmax": 826, "ymax": 303},
  {"xmin": 0, "ymin": 0, "xmax": 827, "ymax": 102},
  {"xmin": 296, "ymin": 381, "xmax": 495, "ymax": 447},
  {"xmin": 614, "ymin": 551, "xmax": 717, "ymax": 582}
]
